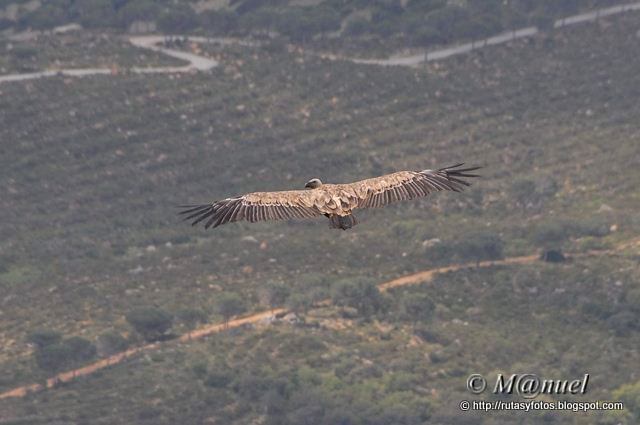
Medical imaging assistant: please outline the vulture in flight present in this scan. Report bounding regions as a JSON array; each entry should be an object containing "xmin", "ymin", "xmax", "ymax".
[{"xmin": 180, "ymin": 163, "xmax": 480, "ymax": 230}]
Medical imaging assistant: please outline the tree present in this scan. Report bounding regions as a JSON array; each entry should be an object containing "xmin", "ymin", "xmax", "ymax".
[
  {"xmin": 27, "ymin": 329, "xmax": 62, "ymax": 349},
  {"xmin": 96, "ymin": 331, "xmax": 129, "ymax": 357},
  {"xmin": 331, "ymin": 277, "xmax": 386, "ymax": 319},
  {"xmin": 34, "ymin": 337, "xmax": 96, "ymax": 372},
  {"xmin": 126, "ymin": 307, "xmax": 173, "ymax": 341},
  {"xmin": 64, "ymin": 336, "xmax": 97, "ymax": 363},
  {"xmin": 35, "ymin": 342, "xmax": 73, "ymax": 372},
  {"xmin": 176, "ymin": 308, "xmax": 208, "ymax": 337},
  {"xmin": 216, "ymin": 293, "xmax": 246, "ymax": 326}
]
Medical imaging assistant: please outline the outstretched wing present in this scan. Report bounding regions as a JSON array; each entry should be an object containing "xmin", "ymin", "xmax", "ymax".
[
  {"xmin": 179, "ymin": 190, "xmax": 323, "ymax": 229},
  {"xmin": 351, "ymin": 163, "xmax": 480, "ymax": 209}
]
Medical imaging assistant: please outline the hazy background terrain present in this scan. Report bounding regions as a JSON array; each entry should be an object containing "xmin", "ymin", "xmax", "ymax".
[{"xmin": 1, "ymin": 1, "xmax": 640, "ymax": 424}]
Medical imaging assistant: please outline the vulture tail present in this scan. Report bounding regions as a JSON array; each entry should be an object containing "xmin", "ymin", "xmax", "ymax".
[{"xmin": 329, "ymin": 214, "xmax": 358, "ymax": 230}]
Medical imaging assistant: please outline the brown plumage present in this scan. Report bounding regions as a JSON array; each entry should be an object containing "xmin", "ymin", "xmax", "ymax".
[{"xmin": 179, "ymin": 163, "xmax": 480, "ymax": 230}]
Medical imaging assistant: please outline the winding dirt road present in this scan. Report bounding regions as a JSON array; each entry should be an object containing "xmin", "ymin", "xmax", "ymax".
[
  {"xmin": 0, "ymin": 309, "xmax": 285, "ymax": 400},
  {"xmin": 1, "ymin": 237, "xmax": 637, "ymax": 401}
]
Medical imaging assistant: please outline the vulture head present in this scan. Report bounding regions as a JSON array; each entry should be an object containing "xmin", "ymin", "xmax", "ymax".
[{"xmin": 304, "ymin": 178, "xmax": 323, "ymax": 189}]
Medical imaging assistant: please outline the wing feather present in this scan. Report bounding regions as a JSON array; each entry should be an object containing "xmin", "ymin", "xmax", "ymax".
[
  {"xmin": 350, "ymin": 163, "xmax": 480, "ymax": 209},
  {"xmin": 179, "ymin": 189, "xmax": 323, "ymax": 229}
]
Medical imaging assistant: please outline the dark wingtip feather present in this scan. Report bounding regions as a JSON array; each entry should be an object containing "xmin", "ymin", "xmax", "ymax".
[
  {"xmin": 436, "ymin": 163, "xmax": 482, "ymax": 188},
  {"xmin": 177, "ymin": 203, "xmax": 218, "ymax": 226},
  {"xmin": 178, "ymin": 204, "xmax": 211, "ymax": 215}
]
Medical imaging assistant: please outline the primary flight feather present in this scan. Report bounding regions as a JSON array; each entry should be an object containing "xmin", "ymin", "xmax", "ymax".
[{"xmin": 179, "ymin": 163, "xmax": 480, "ymax": 230}]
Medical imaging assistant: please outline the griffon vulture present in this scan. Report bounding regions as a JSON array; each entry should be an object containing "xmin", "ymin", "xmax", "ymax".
[{"xmin": 179, "ymin": 163, "xmax": 480, "ymax": 230}]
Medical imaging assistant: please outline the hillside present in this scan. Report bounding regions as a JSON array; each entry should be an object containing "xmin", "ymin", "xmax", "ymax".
[
  {"xmin": 1, "ymin": 9, "xmax": 640, "ymax": 425},
  {"xmin": 1, "ymin": 0, "xmax": 633, "ymax": 55}
]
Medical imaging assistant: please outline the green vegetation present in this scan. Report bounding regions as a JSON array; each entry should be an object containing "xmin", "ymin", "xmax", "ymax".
[
  {"xmin": 96, "ymin": 330, "xmax": 130, "ymax": 356},
  {"xmin": 1, "ymin": 0, "xmax": 631, "ymax": 55},
  {"xmin": 331, "ymin": 277, "xmax": 386, "ymax": 319},
  {"xmin": 0, "ymin": 7, "xmax": 639, "ymax": 425},
  {"xmin": 34, "ymin": 336, "xmax": 96, "ymax": 372},
  {"xmin": 216, "ymin": 292, "xmax": 247, "ymax": 325},
  {"xmin": 26, "ymin": 329, "xmax": 62, "ymax": 349},
  {"xmin": 126, "ymin": 307, "xmax": 174, "ymax": 341}
]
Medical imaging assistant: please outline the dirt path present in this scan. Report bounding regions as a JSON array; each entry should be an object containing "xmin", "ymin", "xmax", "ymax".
[
  {"xmin": 1, "ymin": 237, "xmax": 638, "ymax": 401},
  {"xmin": 379, "ymin": 254, "xmax": 540, "ymax": 291},
  {"xmin": 0, "ymin": 308, "xmax": 285, "ymax": 400}
]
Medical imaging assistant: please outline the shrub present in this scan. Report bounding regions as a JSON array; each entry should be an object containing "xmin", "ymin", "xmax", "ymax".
[
  {"xmin": 35, "ymin": 342, "xmax": 74, "ymax": 372},
  {"xmin": 126, "ymin": 307, "xmax": 174, "ymax": 341},
  {"xmin": 216, "ymin": 292, "xmax": 246, "ymax": 324},
  {"xmin": 34, "ymin": 336, "xmax": 96, "ymax": 371},
  {"xmin": 27, "ymin": 329, "xmax": 62, "ymax": 349},
  {"xmin": 96, "ymin": 331, "xmax": 129, "ymax": 356},
  {"xmin": 331, "ymin": 277, "xmax": 386, "ymax": 319},
  {"xmin": 64, "ymin": 336, "xmax": 97, "ymax": 363},
  {"xmin": 540, "ymin": 249, "xmax": 565, "ymax": 262}
]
